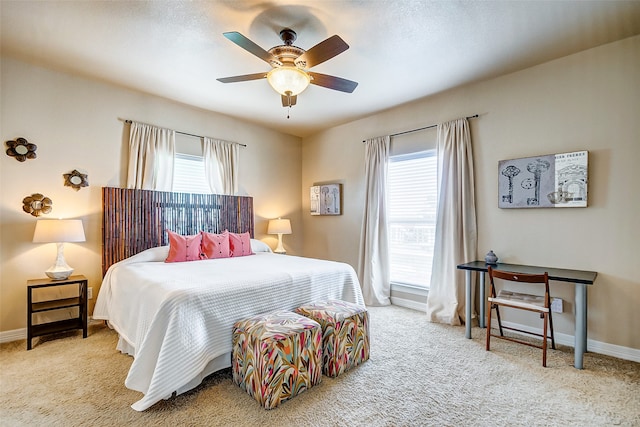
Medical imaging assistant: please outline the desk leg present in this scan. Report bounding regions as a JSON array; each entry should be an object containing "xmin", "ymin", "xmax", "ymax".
[
  {"xmin": 465, "ymin": 270, "xmax": 472, "ymax": 339},
  {"xmin": 479, "ymin": 272, "xmax": 486, "ymax": 329},
  {"xmin": 574, "ymin": 283, "xmax": 587, "ymax": 369}
]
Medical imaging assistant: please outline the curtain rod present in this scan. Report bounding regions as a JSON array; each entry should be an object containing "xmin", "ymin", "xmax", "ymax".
[
  {"xmin": 121, "ymin": 119, "xmax": 247, "ymax": 147},
  {"xmin": 362, "ymin": 114, "xmax": 479, "ymax": 142}
]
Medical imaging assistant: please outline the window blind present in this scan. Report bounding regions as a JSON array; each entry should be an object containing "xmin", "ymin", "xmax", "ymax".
[
  {"xmin": 172, "ymin": 153, "xmax": 212, "ymax": 194},
  {"xmin": 388, "ymin": 150, "xmax": 438, "ymax": 288}
]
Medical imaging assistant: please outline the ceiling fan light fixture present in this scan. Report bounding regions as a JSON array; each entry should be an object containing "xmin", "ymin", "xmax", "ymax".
[{"xmin": 267, "ymin": 66, "xmax": 311, "ymax": 96}]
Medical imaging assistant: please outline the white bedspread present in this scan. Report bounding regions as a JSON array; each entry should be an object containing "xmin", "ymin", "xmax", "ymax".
[{"xmin": 93, "ymin": 247, "xmax": 364, "ymax": 411}]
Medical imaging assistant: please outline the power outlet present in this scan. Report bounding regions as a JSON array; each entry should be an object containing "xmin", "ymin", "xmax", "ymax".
[
  {"xmin": 551, "ymin": 298, "xmax": 563, "ymax": 313},
  {"xmin": 88, "ymin": 287, "xmax": 93, "ymax": 300}
]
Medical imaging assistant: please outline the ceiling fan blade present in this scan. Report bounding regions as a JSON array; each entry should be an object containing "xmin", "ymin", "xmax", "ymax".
[
  {"xmin": 217, "ymin": 72, "xmax": 267, "ymax": 83},
  {"xmin": 296, "ymin": 35, "xmax": 349, "ymax": 69},
  {"xmin": 223, "ymin": 31, "xmax": 281, "ymax": 65},
  {"xmin": 308, "ymin": 72, "xmax": 358, "ymax": 93}
]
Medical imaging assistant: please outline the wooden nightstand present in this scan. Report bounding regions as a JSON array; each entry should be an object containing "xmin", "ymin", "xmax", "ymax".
[{"xmin": 26, "ymin": 275, "xmax": 88, "ymax": 350}]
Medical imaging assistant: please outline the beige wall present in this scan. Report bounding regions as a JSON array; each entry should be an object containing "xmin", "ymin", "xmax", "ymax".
[
  {"xmin": 0, "ymin": 56, "xmax": 301, "ymax": 333},
  {"xmin": 3, "ymin": 35, "xmax": 639, "ymax": 352},
  {"xmin": 302, "ymin": 35, "xmax": 640, "ymax": 350}
]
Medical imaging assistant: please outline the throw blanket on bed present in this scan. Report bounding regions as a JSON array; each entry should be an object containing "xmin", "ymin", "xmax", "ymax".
[{"xmin": 93, "ymin": 247, "xmax": 364, "ymax": 411}]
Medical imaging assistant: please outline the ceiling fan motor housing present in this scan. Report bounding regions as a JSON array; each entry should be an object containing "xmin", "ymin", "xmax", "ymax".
[{"xmin": 268, "ymin": 45, "xmax": 307, "ymax": 69}]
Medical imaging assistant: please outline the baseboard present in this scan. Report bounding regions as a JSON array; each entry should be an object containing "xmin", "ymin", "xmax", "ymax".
[
  {"xmin": 499, "ymin": 320, "xmax": 640, "ymax": 363},
  {"xmin": 4, "ymin": 313, "xmax": 638, "ymax": 363},
  {"xmin": 0, "ymin": 317, "xmax": 96, "ymax": 344},
  {"xmin": 0, "ymin": 328, "xmax": 26, "ymax": 344},
  {"xmin": 587, "ymin": 338, "xmax": 640, "ymax": 362},
  {"xmin": 384, "ymin": 303, "xmax": 640, "ymax": 363},
  {"xmin": 390, "ymin": 296, "xmax": 426, "ymax": 313}
]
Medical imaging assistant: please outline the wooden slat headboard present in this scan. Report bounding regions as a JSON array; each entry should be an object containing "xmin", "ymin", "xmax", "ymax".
[{"xmin": 102, "ymin": 187, "xmax": 254, "ymax": 276}]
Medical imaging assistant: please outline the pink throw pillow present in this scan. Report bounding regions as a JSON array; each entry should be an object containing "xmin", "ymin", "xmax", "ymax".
[
  {"xmin": 165, "ymin": 230, "xmax": 203, "ymax": 263},
  {"xmin": 229, "ymin": 231, "xmax": 254, "ymax": 257},
  {"xmin": 201, "ymin": 231, "xmax": 231, "ymax": 259}
]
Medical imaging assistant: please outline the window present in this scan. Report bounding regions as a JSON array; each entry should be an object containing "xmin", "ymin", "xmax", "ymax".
[
  {"xmin": 172, "ymin": 153, "xmax": 212, "ymax": 194},
  {"xmin": 387, "ymin": 150, "xmax": 438, "ymax": 288}
]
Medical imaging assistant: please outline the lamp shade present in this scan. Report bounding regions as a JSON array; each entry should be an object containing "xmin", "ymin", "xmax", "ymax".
[
  {"xmin": 267, "ymin": 218, "xmax": 292, "ymax": 235},
  {"xmin": 33, "ymin": 219, "xmax": 85, "ymax": 280},
  {"xmin": 33, "ymin": 219, "xmax": 85, "ymax": 243},
  {"xmin": 267, "ymin": 66, "xmax": 311, "ymax": 96}
]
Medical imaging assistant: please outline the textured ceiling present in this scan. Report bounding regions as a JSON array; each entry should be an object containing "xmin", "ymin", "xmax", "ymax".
[{"xmin": 2, "ymin": 1, "xmax": 640, "ymax": 137}]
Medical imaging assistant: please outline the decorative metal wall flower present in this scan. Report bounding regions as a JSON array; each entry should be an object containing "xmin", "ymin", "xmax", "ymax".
[
  {"xmin": 63, "ymin": 169, "xmax": 89, "ymax": 191},
  {"xmin": 5, "ymin": 138, "xmax": 37, "ymax": 162},
  {"xmin": 22, "ymin": 193, "xmax": 53, "ymax": 217}
]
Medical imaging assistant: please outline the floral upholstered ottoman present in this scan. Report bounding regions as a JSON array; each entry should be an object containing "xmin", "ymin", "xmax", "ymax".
[
  {"xmin": 295, "ymin": 300, "xmax": 369, "ymax": 378},
  {"xmin": 231, "ymin": 310, "xmax": 323, "ymax": 409}
]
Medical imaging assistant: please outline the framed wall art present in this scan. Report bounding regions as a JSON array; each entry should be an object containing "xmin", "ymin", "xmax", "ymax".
[
  {"xmin": 498, "ymin": 151, "xmax": 588, "ymax": 208},
  {"xmin": 310, "ymin": 183, "xmax": 341, "ymax": 215}
]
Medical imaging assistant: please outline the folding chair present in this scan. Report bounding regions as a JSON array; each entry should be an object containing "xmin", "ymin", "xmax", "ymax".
[{"xmin": 486, "ymin": 266, "xmax": 555, "ymax": 367}]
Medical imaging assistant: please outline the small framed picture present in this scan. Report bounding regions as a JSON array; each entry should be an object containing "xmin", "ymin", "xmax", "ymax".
[{"xmin": 310, "ymin": 184, "xmax": 341, "ymax": 215}]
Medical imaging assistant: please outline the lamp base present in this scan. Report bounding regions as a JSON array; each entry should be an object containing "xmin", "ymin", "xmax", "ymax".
[
  {"xmin": 274, "ymin": 233, "xmax": 286, "ymax": 255},
  {"xmin": 45, "ymin": 268, "xmax": 74, "ymax": 281},
  {"xmin": 45, "ymin": 242, "xmax": 74, "ymax": 280}
]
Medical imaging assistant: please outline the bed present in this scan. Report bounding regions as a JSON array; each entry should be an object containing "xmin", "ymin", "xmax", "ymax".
[{"xmin": 94, "ymin": 188, "xmax": 365, "ymax": 411}]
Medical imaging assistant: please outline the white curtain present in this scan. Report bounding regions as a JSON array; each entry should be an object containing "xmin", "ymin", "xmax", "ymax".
[
  {"xmin": 126, "ymin": 122, "xmax": 175, "ymax": 191},
  {"xmin": 426, "ymin": 118, "xmax": 477, "ymax": 325},
  {"xmin": 358, "ymin": 136, "xmax": 391, "ymax": 306},
  {"xmin": 203, "ymin": 137, "xmax": 239, "ymax": 195}
]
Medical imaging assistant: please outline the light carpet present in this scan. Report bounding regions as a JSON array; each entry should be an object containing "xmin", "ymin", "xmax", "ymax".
[{"xmin": 1, "ymin": 305, "xmax": 638, "ymax": 426}]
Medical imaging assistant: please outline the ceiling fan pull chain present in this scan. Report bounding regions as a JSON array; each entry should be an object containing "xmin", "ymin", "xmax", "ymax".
[{"xmin": 287, "ymin": 105, "xmax": 291, "ymax": 119}]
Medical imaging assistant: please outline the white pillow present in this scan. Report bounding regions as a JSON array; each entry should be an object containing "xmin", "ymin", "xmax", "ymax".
[
  {"xmin": 250, "ymin": 239, "xmax": 272, "ymax": 253},
  {"xmin": 122, "ymin": 246, "xmax": 170, "ymax": 264},
  {"xmin": 105, "ymin": 246, "xmax": 170, "ymax": 277}
]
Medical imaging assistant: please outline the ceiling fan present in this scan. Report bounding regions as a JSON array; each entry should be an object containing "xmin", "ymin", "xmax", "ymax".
[{"xmin": 217, "ymin": 29, "xmax": 358, "ymax": 110}]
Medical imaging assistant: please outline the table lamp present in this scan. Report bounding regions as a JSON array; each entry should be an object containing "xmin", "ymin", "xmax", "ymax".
[
  {"xmin": 33, "ymin": 219, "xmax": 86, "ymax": 280},
  {"xmin": 267, "ymin": 218, "xmax": 292, "ymax": 255}
]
